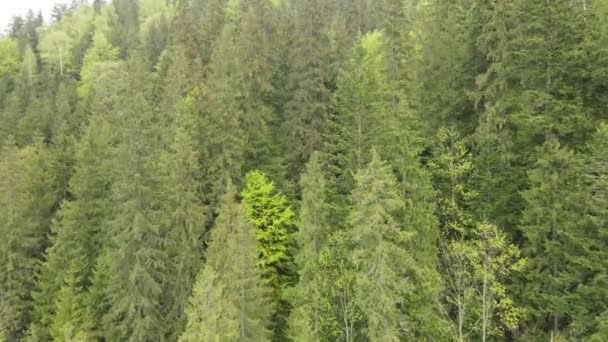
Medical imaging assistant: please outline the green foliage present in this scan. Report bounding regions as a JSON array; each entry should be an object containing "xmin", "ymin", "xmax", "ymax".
[
  {"xmin": 241, "ymin": 170, "xmax": 295, "ymax": 340},
  {"xmin": 242, "ymin": 171, "xmax": 295, "ymax": 287},
  {"xmin": 0, "ymin": 136, "xmax": 61, "ymax": 340},
  {"xmin": 288, "ymin": 152, "xmax": 330, "ymax": 341},
  {"xmin": 29, "ymin": 111, "xmax": 112, "ymax": 340},
  {"xmin": 179, "ymin": 187, "xmax": 271, "ymax": 342},
  {"xmin": 161, "ymin": 122, "xmax": 207, "ymax": 340},
  {"xmin": 0, "ymin": 0, "xmax": 605, "ymax": 340},
  {"xmin": 281, "ymin": 0, "xmax": 332, "ymax": 179},
  {"xmin": 520, "ymin": 137, "xmax": 591, "ymax": 338},
  {"xmin": 78, "ymin": 29, "xmax": 120, "ymax": 99},
  {"xmin": 98, "ymin": 58, "xmax": 168, "ymax": 341},
  {"xmin": 347, "ymin": 150, "xmax": 415, "ymax": 341}
]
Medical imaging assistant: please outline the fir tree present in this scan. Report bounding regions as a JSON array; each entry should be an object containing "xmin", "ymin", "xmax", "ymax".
[
  {"xmin": 161, "ymin": 122, "xmax": 207, "ymax": 340},
  {"xmin": 190, "ymin": 22, "xmax": 245, "ymax": 207}
]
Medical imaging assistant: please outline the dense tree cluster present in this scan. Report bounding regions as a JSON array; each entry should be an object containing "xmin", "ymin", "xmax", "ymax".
[{"xmin": 0, "ymin": 0, "xmax": 606, "ymax": 341}]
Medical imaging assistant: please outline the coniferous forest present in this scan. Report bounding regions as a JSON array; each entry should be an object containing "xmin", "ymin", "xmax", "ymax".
[{"xmin": 0, "ymin": 0, "xmax": 607, "ymax": 341}]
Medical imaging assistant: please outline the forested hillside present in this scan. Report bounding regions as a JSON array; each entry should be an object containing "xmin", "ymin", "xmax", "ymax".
[{"xmin": 0, "ymin": 0, "xmax": 606, "ymax": 341}]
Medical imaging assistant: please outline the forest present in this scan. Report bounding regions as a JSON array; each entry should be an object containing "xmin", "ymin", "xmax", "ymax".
[{"xmin": 0, "ymin": 0, "xmax": 606, "ymax": 341}]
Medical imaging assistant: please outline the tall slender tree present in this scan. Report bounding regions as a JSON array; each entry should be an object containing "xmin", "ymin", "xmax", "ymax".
[
  {"xmin": 281, "ymin": 0, "xmax": 333, "ymax": 179},
  {"xmin": 0, "ymin": 136, "xmax": 60, "ymax": 341},
  {"xmin": 347, "ymin": 149, "xmax": 414, "ymax": 341},
  {"xmin": 179, "ymin": 186, "xmax": 271, "ymax": 342},
  {"xmin": 99, "ymin": 58, "xmax": 168, "ymax": 341},
  {"xmin": 519, "ymin": 137, "xmax": 590, "ymax": 340},
  {"xmin": 29, "ymin": 112, "xmax": 113, "ymax": 341},
  {"xmin": 289, "ymin": 152, "xmax": 331, "ymax": 341}
]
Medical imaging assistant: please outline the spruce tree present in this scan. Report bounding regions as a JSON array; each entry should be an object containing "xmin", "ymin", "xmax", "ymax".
[
  {"xmin": 471, "ymin": 0, "xmax": 523, "ymax": 231},
  {"xmin": 29, "ymin": 112, "xmax": 113, "ymax": 341},
  {"xmin": 0, "ymin": 136, "xmax": 60, "ymax": 341},
  {"xmin": 179, "ymin": 186, "xmax": 271, "ymax": 342},
  {"xmin": 161, "ymin": 122, "xmax": 207, "ymax": 340},
  {"xmin": 519, "ymin": 137, "xmax": 590, "ymax": 340},
  {"xmin": 48, "ymin": 260, "xmax": 94, "ymax": 341},
  {"xmin": 241, "ymin": 170, "xmax": 295, "ymax": 340},
  {"xmin": 189, "ymin": 22, "xmax": 245, "ymax": 207},
  {"xmin": 347, "ymin": 149, "xmax": 414, "ymax": 341},
  {"xmin": 289, "ymin": 152, "xmax": 330, "ymax": 341},
  {"xmin": 99, "ymin": 58, "xmax": 168, "ymax": 341},
  {"xmin": 576, "ymin": 125, "xmax": 608, "ymax": 337},
  {"xmin": 281, "ymin": 0, "xmax": 332, "ymax": 179}
]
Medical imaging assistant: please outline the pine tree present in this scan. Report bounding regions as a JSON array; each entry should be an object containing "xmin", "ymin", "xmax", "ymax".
[
  {"xmin": 471, "ymin": 0, "xmax": 523, "ymax": 231},
  {"xmin": 413, "ymin": 0, "xmax": 477, "ymax": 134},
  {"xmin": 49, "ymin": 260, "xmax": 94, "ymax": 341},
  {"xmin": 179, "ymin": 187, "xmax": 271, "ymax": 342},
  {"xmin": 237, "ymin": 0, "xmax": 284, "ymax": 183},
  {"xmin": 110, "ymin": 0, "xmax": 139, "ymax": 57},
  {"xmin": 576, "ymin": 124, "xmax": 608, "ymax": 338},
  {"xmin": 242, "ymin": 171, "xmax": 295, "ymax": 289}
]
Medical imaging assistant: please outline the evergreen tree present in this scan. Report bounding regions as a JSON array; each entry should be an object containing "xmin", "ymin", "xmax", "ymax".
[
  {"xmin": 241, "ymin": 170, "xmax": 295, "ymax": 340},
  {"xmin": 0, "ymin": 136, "xmax": 60, "ymax": 341},
  {"xmin": 281, "ymin": 0, "xmax": 333, "ymax": 179},
  {"xmin": 29, "ymin": 112, "xmax": 113, "ymax": 341},
  {"xmin": 48, "ymin": 261, "xmax": 94, "ymax": 341},
  {"xmin": 413, "ymin": 0, "xmax": 477, "ymax": 134},
  {"xmin": 472, "ymin": 0, "xmax": 523, "ymax": 231},
  {"xmin": 519, "ymin": 137, "xmax": 590, "ymax": 340},
  {"xmin": 110, "ymin": 0, "xmax": 139, "ymax": 57},
  {"xmin": 179, "ymin": 187, "xmax": 271, "ymax": 342},
  {"xmin": 347, "ymin": 149, "xmax": 414, "ymax": 341},
  {"xmin": 289, "ymin": 152, "xmax": 330, "ymax": 341},
  {"xmin": 99, "ymin": 58, "xmax": 168, "ymax": 341},
  {"xmin": 161, "ymin": 122, "xmax": 207, "ymax": 340},
  {"xmin": 576, "ymin": 124, "xmax": 608, "ymax": 338},
  {"xmin": 188, "ymin": 22, "xmax": 245, "ymax": 207}
]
